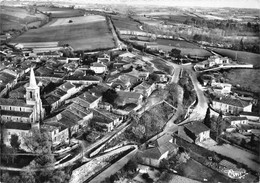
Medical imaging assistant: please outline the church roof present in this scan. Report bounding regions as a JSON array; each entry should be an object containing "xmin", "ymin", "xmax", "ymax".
[
  {"xmin": 0, "ymin": 98, "xmax": 33, "ymax": 107},
  {"xmin": 1, "ymin": 110, "xmax": 33, "ymax": 118}
]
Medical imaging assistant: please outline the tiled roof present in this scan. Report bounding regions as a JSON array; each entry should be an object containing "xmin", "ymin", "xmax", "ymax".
[
  {"xmin": 226, "ymin": 116, "xmax": 248, "ymax": 121},
  {"xmin": 87, "ymin": 84, "xmax": 110, "ymax": 97},
  {"xmin": 0, "ymin": 98, "xmax": 33, "ymax": 107},
  {"xmin": 213, "ymin": 96, "xmax": 251, "ymax": 108},
  {"xmin": 4, "ymin": 122, "xmax": 31, "ymax": 130},
  {"xmin": 91, "ymin": 62, "xmax": 106, "ymax": 67},
  {"xmin": 94, "ymin": 109, "xmax": 121, "ymax": 121},
  {"xmin": 184, "ymin": 122, "xmax": 209, "ymax": 135},
  {"xmin": 240, "ymin": 111, "xmax": 260, "ymax": 117},
  {"xmin": 58, "ymin": 82, "xmax": 75, "ymax": 92},
  {"xmin": 45, "ymin": 95, "xmax": 60, "ymax": 105},
  {"xmin": 78, "ymin": 92, "xmax": 99, "ymax": 104},
  {"xmin": 1, "ymin": 110, "xmax": 32, "ymax": 118}
]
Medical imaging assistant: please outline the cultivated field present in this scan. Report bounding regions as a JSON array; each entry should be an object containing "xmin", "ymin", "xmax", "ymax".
[
  {"xmin": 11, "ymin": 15, "xmax": 115, "ymax": 51},
  {"xmin": 37, "ymin": 7, "xmax": 85, "ymax": 18},
  {"xmin": 45, "ymin": 16, "xmax": 106, "ymax": 27},
  {"xmin": 111, "ymin": 16, "xmax": 142, "ymax": 31}
]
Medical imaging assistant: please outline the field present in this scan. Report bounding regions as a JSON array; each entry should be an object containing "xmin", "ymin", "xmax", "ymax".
[
  {"xmin": 176, "ymin": 159, "xmax": 233, "ymax": 183},
  {"xmin": 37, "ymin": 7, "xmax": 85, "ymax": 18},
  {"xmin": 0, "ymin": 6, "xmax": 48, "ymax": 33},
  {"xmin": 11, "ymin": 15, "xmax": 115, "ymax": 51},
  {"xmin": 212, "ymin": 48, "xmax": 260, "ymax": 66},
  {"xmin": 211, "ymin": 48, "xmax": 260, "ymax": 92},
  {"xmin": 111, "ymin": 16, "xmax": 142, "ymax": 31},
  {"xmin": 225, "ymin": 69, "xmax": 260, "ymax": 93}
]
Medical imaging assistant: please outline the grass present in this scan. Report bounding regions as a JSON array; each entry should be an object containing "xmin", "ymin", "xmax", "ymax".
[
  {"xmin": 225, "ymin": 69, "xmax": 260, "ymax": 93},
  {"xmin": 212, "ymin": 47, "xmax": 260, "ymax": 67},
  {"xmin": 150, "ymin": 59, "xmax": 174, "ymax": 75},
  {"xmin": 111, "ymin": 16, "xmax": 142, "ymax": 31},
  {"xmin": 0, "ymin": 6, "xmax": 48, "ymax": 33},
  {"xmin": 11, "ymin": 16, "xmax": 115, "ymax": 51},
  {"xmin": 177, "ymin": 159, "xmax": 233, "ymax": 183},
  {"xmin": 156, "ymin": 39, "xmax": 199, "ymax": 48},
  {"xmin": 37, "ymin": 7, "xmax": 85, "ymax": 18}
]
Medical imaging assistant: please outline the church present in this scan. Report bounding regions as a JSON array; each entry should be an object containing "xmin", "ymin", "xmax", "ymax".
[{"xmin": 0, "ymin": 68, "xmax": 45, "ymax": 148}]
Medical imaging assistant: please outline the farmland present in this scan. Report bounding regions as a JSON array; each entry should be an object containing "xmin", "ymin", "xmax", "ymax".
[
  {"xmin": 37, "ymin": 7, "xmax": 85, "ymax": 18},
  {"xmin": 10, "ymin": 15, "xmax": 115, "ymax": 51},
  {"xmin": 0, "ymin": 6, "xmax": 48, "ymax": 33},
  {"xmin": 111, "ymin": 16, "xmax": 142, "ymax": 31},
  {"xmin": 211, "ymin": 48, "xmax": 260, "ymax": 92},
  {"xmin": 212, "ymin": 48, "xmax": 260, "ymax": 66}
]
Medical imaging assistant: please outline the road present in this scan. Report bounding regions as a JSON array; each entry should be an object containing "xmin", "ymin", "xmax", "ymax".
[
  {"xmin": 89, "ymin": 145, "xmax": 138, "ymax": 183},
  {"xmin": 178, "ymin": 67, "xmax": 208, "ymax": 126}
]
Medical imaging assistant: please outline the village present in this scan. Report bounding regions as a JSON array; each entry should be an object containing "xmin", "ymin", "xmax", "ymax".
[{"xmin": 0, "ymin": 2, "xmax": 260, "ymax": 183}]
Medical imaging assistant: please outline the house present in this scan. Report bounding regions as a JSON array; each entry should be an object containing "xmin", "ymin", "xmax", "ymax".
[
  {"xmin": 42, "ymin": 124, "xmax": 69, "ymax": 147},
  {"xmin": 212, "ymin": 96, "xmax": 252, "ymax": 115},
  {"xmin": 133, "ymin": 81, "xmax": 156, "ymax": 97},
  {"xmin": 115, "ymin": 91, "xmax": 143, "ymax": 107},
  {"xmin": 97, "ymin": 53, "xmax": 110, "ymax": 63},
  {"xmin": 137, "ymin": 134, "xmax": 178, "ymax": 167},
  {"xmin": 90, "ymin": 62, "xmax": 107, "ymax": 74},
  {"xmin": 44, "ymin": 109, "xmax": 81, "ymax": 139},
  {"xmin": 196, "ymin": 56, "xmax": 230, "ymax": 69},
  {"xmin": 152, "ymin": 71, "xmax": 168, "ymax": 83},
  {"xmin": 211, "ymin": 82, "xmax": 232, "ymax": 95},
  {"xmin": 0, "ymin": 69, "xmax": 18, "ymax": 97},
  {"xmin": 66, "ymin": 91, "xmax": 101, "ymax": 109},
  {"xmin": 65, "ymin": 75, "xmax": 101, "ymax": 85},
  {"xmin": 184, "ymin": 122, "xmax": 210, "ymax": 143},
  {"xmin": 108, "ymin": 74, "xmax": 141, "ymax": 91},
  {"xmin": 92, "ymin": 109, "xmax": 123, "ymax": 132},
  {"xmin": 118, "ymin": 52, "xmax": 136, "ymax": 58},
  {"xmin": 225, "ymin": 116, "xmax": 248, "ymax": 126},
  {"xmin": 240, "ymin": 112, "xmax": 260, "ymax": 122},
  {"xmin": 2, "ymin": 122, "xmax": 32, "ymax": 151}
]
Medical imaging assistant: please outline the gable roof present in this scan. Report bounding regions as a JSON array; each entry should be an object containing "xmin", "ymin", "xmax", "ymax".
[
  {"xmin": 4, "ymin": 122, "xmax": 31, "ymax": 130},
  {"xmin": 0, "ymin": 98, "xmax": 33, "ymax": 107},
  {"xmin": 184, "ymin": 122, "xmax": 209, "ymax": 135},
  {"xmin": 58, "ymin": 82, "xmax": 75, "ymax": 92},
  {"xmin": 1, "ymin": 110, "xmax": 33, "ymax": 118},
  {"xmin": 213, "ymin": 96, "xmax": 251, "ymax": 108}
]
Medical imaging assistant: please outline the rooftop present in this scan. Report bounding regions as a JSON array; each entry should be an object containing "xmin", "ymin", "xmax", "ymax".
[
  {"xmin": 4, "ymin": 122, "xmax": 31, "ymax": 130},
  {"xmin": 213, "ymin": 96, "xmax": 251, "ymax": 108},
  {"xmin": 184, "ymin": 122, "xmax": 210, "ymax": 135},
  {"xmin": 0, "ymin": 98, "xmax": 33, "ymax": 107},
  {"xmin": 1, "ymin": 110, "xmax": 33, "ymax": 118}
]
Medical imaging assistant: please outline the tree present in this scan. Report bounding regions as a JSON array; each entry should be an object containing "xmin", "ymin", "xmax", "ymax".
[
  {"xmin": 169, "ymin": 48, "xmax": 181, "ymax": 58},
  {"xmin": 23, "ymin": 129, "xmax": 54, "ymax": 167},
  {"xmin": 20, "ymin": 170, "xmax": 36, "ymax": 183},
  {"xmin": 204, "ymin": 107, "xmax": 211, "ymax": 129},
  {"xmin": 102, "ymin": 89, "xmax": 118, "ymax": 105},
  {"xmin": 216, "ymin": 112, "xmax": 223, "ymax": 143},
  {"xmin": 10, "ymin": 134, "xmax": 21, "ymax": 150}
]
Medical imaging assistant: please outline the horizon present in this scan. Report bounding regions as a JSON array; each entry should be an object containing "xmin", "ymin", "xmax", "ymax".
[{"xmin": 1, "ymin": 0, "xmax": 260, "ymax": 9}]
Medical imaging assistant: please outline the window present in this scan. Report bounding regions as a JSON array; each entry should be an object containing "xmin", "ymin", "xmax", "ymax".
[
  {"xmin": 10, "ymin": 106, "xmax": 11, "ymax": 110},
  {"xmin": 30, "ymin": 91, "xmax": 33, "ymax": 99},
  {"xmin": 20, "ymin": 107, "xmax": 22, "ymax": 111}
]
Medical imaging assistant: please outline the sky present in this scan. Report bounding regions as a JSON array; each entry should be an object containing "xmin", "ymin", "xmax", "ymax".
[
  {"xmin": 1, "ymin": 0, "xmax": 260, "ymax": 9},
  {"xmin": 65, "ymin": 0, "xmax": 260, "ymax": 9}
]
